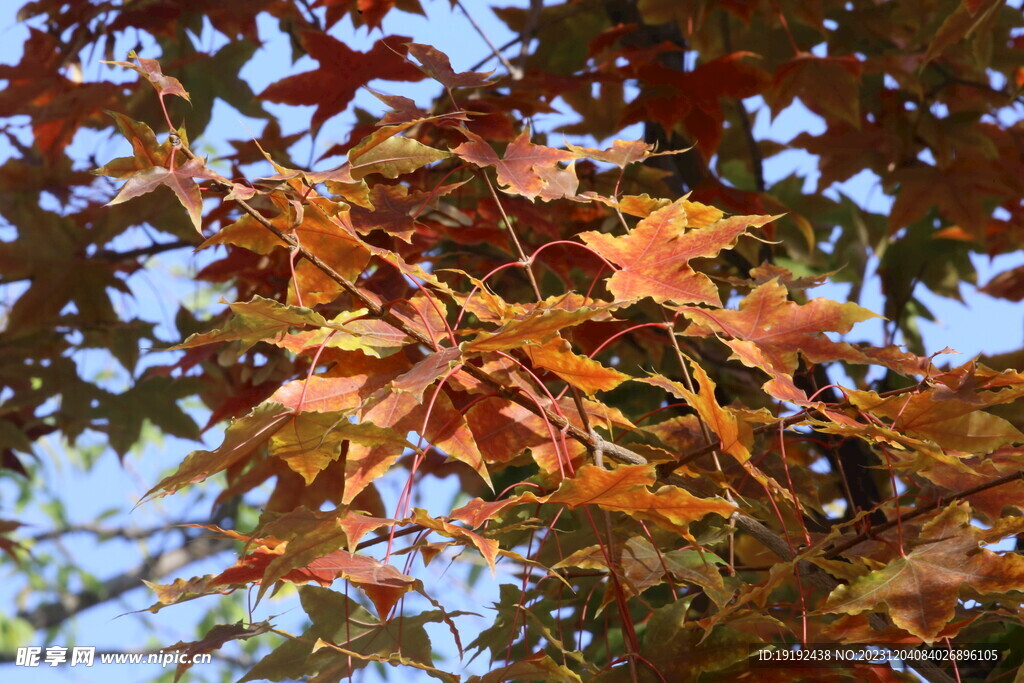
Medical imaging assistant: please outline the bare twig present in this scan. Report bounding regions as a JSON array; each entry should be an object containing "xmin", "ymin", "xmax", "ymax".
[
  {"xmin": 825, "ymin": 469, "xmax": 1024, "ymax": 559},
  {"xmin": 518, "ymin": 0, "xmax": 544, "ymax": 71},
  {"xmin": 453, "ymin": 0, "xmax": 521, "ymax": 79},
  {"xmin": 93, "ymin": 239, "xmax": 195, "ymax": 262}
]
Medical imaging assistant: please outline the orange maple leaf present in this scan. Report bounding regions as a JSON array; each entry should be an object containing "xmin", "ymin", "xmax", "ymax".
[
  {"xmin": 682, "ymin": 278, "xmax": 877, "ymax": 378},
  {"xmin": 580, "ymin": 199, "xmax": 775, "ymax": 305},
  {"xmin": 453, "ymin": 127, "xmax": 574, "ymax": 198}
]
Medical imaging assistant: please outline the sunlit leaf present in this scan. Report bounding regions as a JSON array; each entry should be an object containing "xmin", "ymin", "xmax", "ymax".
[
  {"xmin": 453, "ymin": 127, "xmax": 574, "ymax": 198},
  {"xmin": 545, "ymin": 464, "xmax": 734, "ymax": 531},
  {"xmin": 522, "ymin": 337, "xmax": 629, "ymax": 395},
  {"xmin": 580, "ymin": 200, "xmax": 776, "ymax": 305}
]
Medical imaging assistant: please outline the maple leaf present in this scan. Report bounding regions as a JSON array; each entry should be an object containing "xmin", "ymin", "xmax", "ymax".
[
  {"xmin": 579, "ymin": 199, "xmax": 775, "ymax": 305},
  {"xmin": 316, "ymin": 0, "xmax": 425, "ymax": 31},
  {"xmin": 348, "ymin": 135, "xmax": 450, "ymax": 180},
  {"xmin": 621, "ymin": 537, "xmax": 731, "ymax": 606},
  {"xmin": 270, "ymin": 411, "xmax": 407, "ymax": 485},
  {"xmin": 467, "ymin": 654, "xmax": 582, "ymax": 683},
  {"xmin": 450, "ymin": 495, "xmax": 528, "ymax": 528},
  {"xmin": 142, "ymin": 576, "xmax": 232, "ymax": 614},
  {"xmin": 266, "ymin": 314, "xmax": 397, "ymax": 358},
  {"xmin": 240, "ymin": 585, "xmax": 447, "ymax": 681},
  {"xmin": 348, "ymin": 183, "xmax": 454, "ymax": 243},
  {"xmin": 107, "ymin": 157, "xmax": 219, "ymax": 233},
  {"xmin": 412, "ymin": 508, "xmax": 499, "ymax": 575},
  {"xmin": 623, "ymin": 52, "xmax": 770, "ymax": 157},
  {"xmin": 205, "ymin": 194, "xmax": 371, "ymax": 298},
  {"xmin": 887, "ymin": 160, "xmax": 1010, "ymax": 237},
  {"xmin": 847, "ymin": 387, "xmax": 1024, "ymax": 455},
  {"xmin": 681, "ymin": 278, "xmax": 878, "ymax": 377},
  {"xmin": 270, "ymin": 353, "xmax": 408, "ymax": 413},
  {"xmin": 406, "ymin": 43, "xmax": 496, "ymax": 90},
  {"xmin": 638, "ymin": 364, "xmax": 751, "ymax": 463},
  {"xmin": 791, "ymin": 122, "xmax": 892, "ymax": 188},
  {"xmin": 522, "ymin": 337, "xmax": 629, "ymax": 395},
  {"xmin": 980, "ymin": 264, "xmax": 1024, "ymax": 302},
  {"xmin": 924, "ymin": 0, "xmax": 1003, "ymax": 65},
  {"xmin": 337, "ymin": 512, "xmax": 394, "ymax": 549},
  {"xmin": 345, "ymin": 387, "xmax": 489, "ymax": 503},
  {"xmin": 144, "ymin": 402, "xmax": 292, "ymax": 501},
  {"xmin": 174, "ymin": 296, "xmax": 334, "ymax": 353},
  {"xmin": 212, "ymin": 545, "xmax": 415, "ymax": 618},
  {"xmin": 0, "ymin": 28, "xmax": 122, "ymax": 159},
  {"xmin": 312, "ymin": 640, "xmax": 459, "ymax": 683},
  {"xmin": 370, "ymin": 90, "xmax": 430, "ymax": 125},
  {"xmin": 767, "ymin": 54, "xmax": 863, "ymax": 128},
  {"xmin": 465, "ymin": 303, "xmax": 617, "ymax": 352},
  {"xmin": 596, "ymin": 193, "xmax": 672, "ymax": 218},
  {"xmin": 247, "ymin": 508, "xmax": 381, "ymax": 601},
  {"xmin": 93, "ymin": 112, "xmax": 173, "ymax": 178},
  {"xmin": 103, "ymin": 51, "xmax": 191, "ymax": 104},
  {"xmin": 161, "ymin": 623, "xmax": 272, "ymax": 680},
  {"xmin": 453, "ymin": 127, "xmax": 574, "ymax": 199},
  {"xmin": 536, "ymin": 161, "xmax": 581, "ymax": 202},
  {"xmin": 545, "ymin": 464, "xmax": 734, "ymax": 532},
  {"xmin": 917, "ymin": 449, "xmax": 1024, "ymax": 522},
  {"xmin": 566, "ymin": 138, "xmax": 689, "ymax": 169},
  {"xmin": 822, "ymin": 503, "xmax": 1024, "ymax": 642},
  {"xmin": 260, "ymin": 32, "xmax": 424, "ymax": 134},
  {"xmin": 391, "ymin": 346, "xmax": 462, "ymax": 401}
]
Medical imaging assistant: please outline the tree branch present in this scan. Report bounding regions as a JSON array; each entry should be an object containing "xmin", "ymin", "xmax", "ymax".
[
  {"xmin": 17, "ymin": 536, "xmax": 233, "ymax": 631},
  {"xmin": 721, "ymin": 12, "xmax": 765, "ymax": 194},
  {"xmin": 93, "ymin": 239, "xmax": 195, "ymax": 262}
]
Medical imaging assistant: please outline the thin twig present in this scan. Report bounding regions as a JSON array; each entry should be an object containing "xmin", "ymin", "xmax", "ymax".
[
  {"xmin": 518, "ymin": 0, "xmax": 544, "ymax": 71},
  {"xmin": 481, "ymin": 172, "xmax": 543, "ymax": 300},
  {"xmin": 94, "ymin": 239, "xmax": 195, "ymax": 261},
  {"xmin": 453, "ymin": 0, "xmax": 521, "ymax": 79},
  {"xmin": 469, "ymin": 37, "xmax": 521, "ymax": 73},
  {"xmin": 824, "ymin": 469, "xmax": 1024, "ymax": 559}
]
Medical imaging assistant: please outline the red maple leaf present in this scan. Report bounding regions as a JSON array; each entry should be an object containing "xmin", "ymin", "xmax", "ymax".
[
  {"xmin": 406, "ymin": 43, "xmax": 496, "ymax": 90},
  {"xmin": 260, "ymin": 31, "xmax": 424, "ymax": 134},
  {"xmin": 107, "ymin": 157, "xmax": 221, "ymax": 233},
  {"xmin": 622, "ymin": 52, "xmax": 769, "ymax": 158},
  {"xmin": 315, "ymin": 0, "xmax": 424, "ymax": 30}
]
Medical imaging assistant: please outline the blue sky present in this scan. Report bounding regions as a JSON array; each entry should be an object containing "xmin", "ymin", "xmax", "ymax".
[{"xmin": 1, "ymin": 2, "xmax": 1023, "ymax": 682}]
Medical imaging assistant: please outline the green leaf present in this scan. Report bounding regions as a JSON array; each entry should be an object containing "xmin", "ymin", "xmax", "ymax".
[
  {"xmin": 349, "ymin": 135, "xmax": 450, "ymax": 180},
  {"xmin": 270, "ymin": 412, "xmax": 407, "ymax": 485},
  {"xmin": 173, "ymin": 296, "xmax": 332, "ymax": 353},
  {"xmin": 143, "ymin": 402, "xmax": 291, "ymax": 501}
]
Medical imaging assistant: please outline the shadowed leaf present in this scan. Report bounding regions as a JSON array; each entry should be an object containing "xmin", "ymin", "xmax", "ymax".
[
  {"xmin": 822, "ymin": 503, "xmax": 1024, "ymax": 642},
  {"xmin": 260, "ymin": 32, "xmax": 423, "ymax": 134}
]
